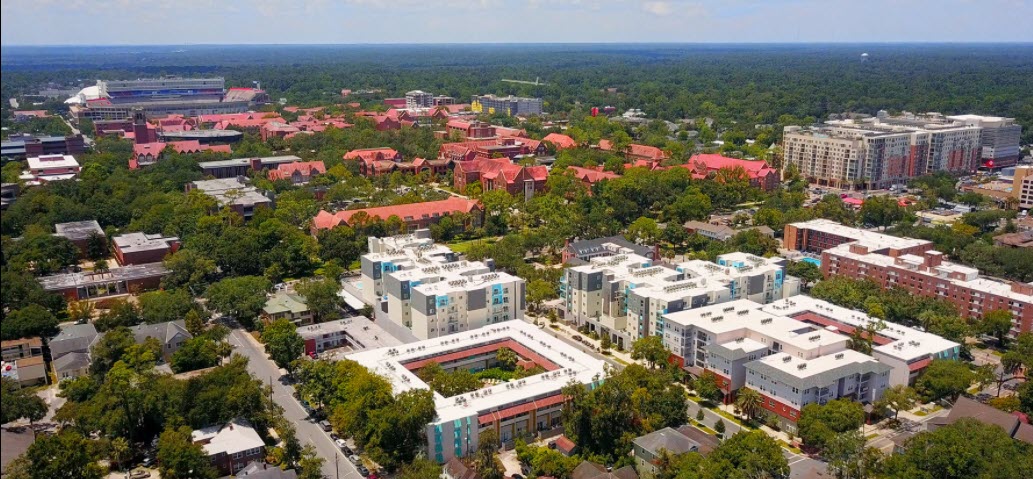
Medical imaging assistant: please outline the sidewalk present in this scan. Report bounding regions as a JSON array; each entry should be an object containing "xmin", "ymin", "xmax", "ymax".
[{"xmin": 526, "ymin": 315, "xmax": 639, "ymax": 366}]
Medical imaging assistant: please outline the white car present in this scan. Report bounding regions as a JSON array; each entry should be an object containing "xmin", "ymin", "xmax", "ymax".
[{"xmin": 335, "ymin": 439, "xmax": 348, "ymax": 450}]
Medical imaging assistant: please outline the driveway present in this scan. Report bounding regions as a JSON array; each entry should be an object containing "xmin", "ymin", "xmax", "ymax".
[{"xmin": 228, "ymin": 328, "xmax": 363, "ymax": 479}]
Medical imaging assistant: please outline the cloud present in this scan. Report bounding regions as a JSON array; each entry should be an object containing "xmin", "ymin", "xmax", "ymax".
[{"xmin": 642, "ymin": 1, "xmax": 673, "ymax": 15}]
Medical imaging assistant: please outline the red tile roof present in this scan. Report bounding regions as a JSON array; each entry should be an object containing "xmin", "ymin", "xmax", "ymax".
[
  {"xmin": 343, "ymin": 148, "xmax": 400, "ymax": 163},
  {"xmin": 687, "ymin": 154, "xmax": 776, "ymax": 180},
  {"xmin": 267, "ymin": 161, "xmax": 326, "ymax": 181},
  {"xmin": 130, "ymin": 141, "xmax": 231, "ymax": 169},
  {"xmin": 568, "ymin": 166, "xmax": 620, "ymax": 184},
  {"xmin": 542, "ymin": 133, "xmax": 578, "ymax": 149},
  {"xmin": 599, "ymin": 140, "xmax": 667, "ymax": 161},
  {"xmin": 312, "ymin": 197, "xmax": 481, "ymax": 230}
]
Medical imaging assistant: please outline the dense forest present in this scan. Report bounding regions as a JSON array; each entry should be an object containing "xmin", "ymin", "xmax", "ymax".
[{"xmin": 2, "ymin": 44, "xmax": 1032, "ymax": 143}]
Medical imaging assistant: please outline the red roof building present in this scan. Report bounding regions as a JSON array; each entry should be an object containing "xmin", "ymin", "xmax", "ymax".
[
  {"xmin": 261, "ymin": 121, "xmax": 301, "ymax": 141},
  {"xmin": 130, "ymin": 141, "xmax": 232, "ymax": 169},
  {"xmin": 267, "ymin": 161, "xmax": 326, "ymax": 185},
  {"xmin": 343, "ymin": 148, "xmax": 404, "ymax": 176},
  {"xmin": 682, "ymin": 154, "xmax": 780, "ymax": 191},
  {"xmin": 383, "ymin": 98, "xmax": 407, "ymax": 108},
  {"xmin": 543, "ymin": 133, "xmax": 578, "ymax": 150},
  {"xmin": 311, "ymin": 197, "xmax": 482, "ymax": 234},
  {"xmin": 567, "ymin": 166, "xmax": 620, "ymax": 187},
  {"xmin": 454, "ymin": 157, "xmax": 548, "ymax": 199},
  {"xmin": 438, "ymin": 137, "xmax": 546, "ymax": 164},
  {"xmin": 199, "ymin": 112, "xmax": 285, "ymax": 130},
  {"xmin": 598, "ymin": 140, "xmax": 668, "ymax": 162}
]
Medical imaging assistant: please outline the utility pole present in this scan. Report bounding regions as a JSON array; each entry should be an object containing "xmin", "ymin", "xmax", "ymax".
[{"xmin": 335, "ymin": 453, "xmax": 340, "ymax": 479}]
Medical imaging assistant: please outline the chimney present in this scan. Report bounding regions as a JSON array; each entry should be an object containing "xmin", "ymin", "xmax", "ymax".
[
  {"xmin": 923, "ymin": 251, "xmax": 943, "ymax": 268},
  {"xmin": 848, "ymin": 244, "xmax": 869, "ymax": 255}
]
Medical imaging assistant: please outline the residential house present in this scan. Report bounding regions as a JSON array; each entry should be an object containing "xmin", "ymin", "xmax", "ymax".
[
  {"xmin": 266, "ymin": 161, "xmax": 326, "ymax": 185},
  {"xmin": 443, "ymin": 457, "xmax": 481, "ymax": 479},
  {"xmin": 262, "ymin": 291, "xmax": 314, "ymax": 325},
  {"xmin": 1, "ymin": 338, "xmax": 43, "ymax": 362},
  {"xmin": 191, "ymin": 419, "xmax": 265, "ymax": 475},
  {"xmin": 53, "ymin": 352, "xmax": 91, "ymax": 381},
  {"xmin": 571, "ymin": 461, "xmax": 638, "ymax": 479},
  {"xmin": 130, "ymin": 320, "xmax": 192, "ymax": 362},
  {"xmin": 1, "ymin": 356, "xmax": 46, "ymax": 387},
  {"xmin": 237, "ymin": 462, "xmax": 298, "ymax": 479},
  {"xmin": 632, "ymin": 427, "xmax": 712, "ymax": 479},
  {"xmin": 49, "ymin": 323, "xmax": 99, "ymax": 360},
  {"xmin": 311, "ymin": 197, "xmax": 482, "ymax": 234},
  {"xmin": 926, "ymin": 397, "xmax": 1033, "ymax": 446}
]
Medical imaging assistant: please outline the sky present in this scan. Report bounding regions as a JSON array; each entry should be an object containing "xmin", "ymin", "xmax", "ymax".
[{"xmin": 2, "ymin": 0, "xmax": 1032, "ymax": 45}]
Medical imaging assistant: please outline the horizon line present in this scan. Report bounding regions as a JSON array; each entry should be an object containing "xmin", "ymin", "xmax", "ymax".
[{"xmin": 4, "ymin": 41, "xmax": 1033, "ymax": 48}]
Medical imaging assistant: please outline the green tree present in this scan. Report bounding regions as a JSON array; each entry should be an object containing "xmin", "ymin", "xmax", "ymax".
[
  {"xmin": 526, "ymin": 279, "xmax": 554, "ymax": 312},
  {"xmin": 85, "ymin": 232, "xmax": 108, "ymax": 261},
  {"xmin": 204, "ymin": 276, "xmax": 272, "ymax": 325},
  {"xmin": 399, "ymin": 457, "xmax": 444, "ymax": 479},
  {"xmin": 68, "ymin": 300, "xmax": 96, "ymax": 324},
  {"xmin": 631, "ymin": 335, "xmax": 669, "ymax": 369},
  {"xmin": 157, "ymin": 425, "xmax": 218, "ymax": 479},
  {"xmin": 978, "ymin": 309, "xmax": 1014, "ymax": 347},
  {"xmin": 297, "ymin": 445, "xmax": 326, "ymax": 479},
  {"xmin": 1, "ymin": 304, "xmax": 59, "ymax": 340},
  {"xmin": 694, "ymin": 372, "xmax": 724, "ymax": 404},
  {"xmin": 915, "ymin": 359, "xmax": 976, "ymax": 402},
  {"xmin": 474, "ymin": 429, "xmax": 505, "ymax": 479},
  {"xmin": 170, "ymin": 337, "xmax": 221, "ymax": 373},
  {"xmin": 162, "ymin": 249, "xmax": 217, "ymax": 292},
  {"xmin": 786, "ymin": 260, "xmax": 823, "ymax": 287},
  {"xmin": 263, "ymin": 318, "xmax": 304, "ymax": 372},
  {"xmin": 627, "ymin": 216, "xmax": 661, "ymax": 245},
  {"xmin": 1, "ymin": 377, "xmax": 48, "ymax": 424},
  {"xmin": 295, "ymin": 276, "xmax": 344, "ymax": 322},
  {"xmin": 713, "ymin": 419, "xmax": 726, "ymax": 436},
  {"xmin": 24, "ymin": 431, "xmax": 104, "ymax": 479},
  {"xmin": 797, "ymin": 398, "xmax": 865, "ymax": 450},
  {"xmin": 184, "ymin": 309, "xmax": 206, "ymax": 337},
  {"xmin": 734, "ymin": 387, "xmax": 763, "ymax": 422},
  {"xmin": 109, "ymin": 437, "xmax": 131, "ymax": 473},
  {"xmin": 875, "ymin": 384, "xmax": 920, "ymax": 420},
  {"xmin": 700, "ymin": 430, "xmax": 788, "ymax": 479},
  {"xmin": 881, "ymin": 418, "xmax": 1033, "ymax": 479},
  {"xmin": 823, "ymin": 430, "xmax": 882, "ymax": 479},
  {"xmin": 138, "ymin": 289, "xmax": 196, "ymax": 324},
  {"xmin": 859, "ymin": 195, "xmax": 904, "ymax": 230},
  {"xmin": 496, "ymin": 347, "xmax": 519, "ymax": 370}
]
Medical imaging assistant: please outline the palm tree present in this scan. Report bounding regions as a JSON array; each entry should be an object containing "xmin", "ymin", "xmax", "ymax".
[
  {"xmin": 735, "ymin": 387, "xmax": 763, "ymax": 422},
  {"xmin": 110, "ymin": 437, "xmax": 130, "ymax": 473}
]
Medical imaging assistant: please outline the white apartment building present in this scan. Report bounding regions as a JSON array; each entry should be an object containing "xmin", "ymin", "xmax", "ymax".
[
  {"xmin": 563, "ymin": 252, "xmax": 799, "ymax": 348},
  {"xmin": 347, "ymin": 321, "xmax": 606, "ymax": 463},
  {"xmin": 947, "ymin": 114, "xmax": 1023, "ymax": 167},
  {"xmin": 405, "ymin": 90, "xmax": 435, "ymax": 109},
  {"xmin": 359, "ymin": 231, "xmax": 525, "ymax": 340},
  {"xmin": 662, "ymin": 297, "xmax": 960, "ymax": 431}
]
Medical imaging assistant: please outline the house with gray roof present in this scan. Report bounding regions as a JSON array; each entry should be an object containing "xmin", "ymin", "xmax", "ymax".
[
  {"xmin": 236, "ymin": 461, "xmax": 298, "ymax": 479},
  {"xmin": 130, "ymin": 320, "xmax": 192, "ymax": 362},
  {"xmin": 571, "ymin": 461, "xmax": 638, "ymax": 479},
  {"xmin": 49, "ymin": 323, "xmax": 99, "ymax": 360},
  {"xmin": 53, "ymin": 351, "xmax": 91, "ymax": 381},
  {"xmin": 632, "ymin": 427, "xmax": 704, "ymax": 479}
]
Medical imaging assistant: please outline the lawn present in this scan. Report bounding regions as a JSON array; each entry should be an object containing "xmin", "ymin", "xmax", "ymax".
[{"xmin": 447, "ymin": 239, "xmax": 487, "ymax": 254}]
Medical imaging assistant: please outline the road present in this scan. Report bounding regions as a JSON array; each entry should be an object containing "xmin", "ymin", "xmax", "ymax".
[{"xmin": 228, "ymin": 328, "xmax": 362, "ymax": 479}]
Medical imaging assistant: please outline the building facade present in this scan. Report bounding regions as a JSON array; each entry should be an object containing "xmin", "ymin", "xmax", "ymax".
[
  {"xmin": 471, "ymin": 95, "xmax": 543, "ymax": 116},
  {"xmin": 347, "ymin": 321, "xmax": 606, "ymax": 463}
]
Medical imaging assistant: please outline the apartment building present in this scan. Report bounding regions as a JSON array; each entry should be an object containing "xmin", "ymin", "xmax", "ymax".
[
  {"xmin": 471, "ymin": 94, "xmax": 543, "ymax": 116},
  {"xmin": 1015, "ymin": 166, "xmax": 1033, "ymax": 210},
  {"xmin": 658, "ymin": 297, "xmax": 960, "ymax": 431},
  {"xmin": 406, "ymin": 90, "xmax": 435, "ymax": 109},
  {"xmin": 359, "ymin": 232, "xmax": 525, "ymax": 340},
  {"xmin": 946, "ymin": 114, "xmax": 1023, "ymax": 168},
  {"xmin": 562, "ymin": 252, "xmax": 799, "ymax": 349},
  {"xmin": 786, "ymin": 220, "xmax": 1033, "ymax": 335},
  {"xmin": 783, "ymin": 219, "xmax": 933, "ymax": 256},
  {"xmin": 347, "ymin": 321, "xmax": 606, "ymax": 462},
  {"xmin": 783, "ymin": 119, "xmax": 981, "ymax": 189},
  {"xmin": 823, "ymin": 241, "xmax": 1033, "ymax": 336}
]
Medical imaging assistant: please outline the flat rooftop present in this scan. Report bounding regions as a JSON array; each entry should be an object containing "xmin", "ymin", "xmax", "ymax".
[
  {"xmin": 198, "ymin": 155, "xmax": 301, "ymax": 169},
  {"xmin": 789, "ymin": 219, "xmax": 931, "ymax": 251},
  {"xmin": 54, "ymin": 220, "xmax": 104, "ymax": 241},
  {"xmin": 347, "ymin": 321, "xmax": 606, "ymax": 423},
  {"xmin": 38, "ymin": 262, "xmax": 169, "ymax": 291},
  {"xmin": 112, "ymin": 232, "xmax": 178, "ymax": 254},
  {"xmin": 748, "ymin": 350, "xmax": 890, "ymax": 388},
  {"xmin": 27, "ymin": 154, "xmax": 79, "ymax": 170}
]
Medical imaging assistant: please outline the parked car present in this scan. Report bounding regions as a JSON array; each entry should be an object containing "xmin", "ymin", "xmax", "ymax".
[
  {"xmin": 335, "ymin": 439, "xmax": 348, "ymax": 450},
  {"xmin": 572, "ymin": 335, "xmax": 582, "ymax": 342},
  {"xmin": 319, "ymin": 420, "xmax": 332, "ymax": 432},
  {"xmin": 141, "ymin": 456, "xmax": 154, "ymax": 467},
  {"xmin": 129, "ymin": 470, "xmax": 151, "ymax": 479},
  {"xmin": 357, "ymin": 465, "xmax": 370, "ymax": 476}
]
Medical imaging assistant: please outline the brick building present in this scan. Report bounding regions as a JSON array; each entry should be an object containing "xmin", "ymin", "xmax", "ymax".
[
  {"xmin": 311, "ymin": 197, "xmax": 482, "ymax": 234},
  {"xmin": 112, "ymin": 232, "xmax": 180, "ymax": 265},
  {"xmin": 453, "ymin": 157, "xmax": 548, "ymax": 200}
]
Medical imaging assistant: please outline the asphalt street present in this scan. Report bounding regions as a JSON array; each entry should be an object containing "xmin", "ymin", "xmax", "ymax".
[{"xmin": 229, "ymin": 328, "xmax": 362, "ymax": 479}]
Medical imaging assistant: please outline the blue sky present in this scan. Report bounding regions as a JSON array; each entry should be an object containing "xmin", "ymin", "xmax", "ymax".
[{"xmin": 2, "ymin": 0, "xmax": 1031, "ymax": 45}]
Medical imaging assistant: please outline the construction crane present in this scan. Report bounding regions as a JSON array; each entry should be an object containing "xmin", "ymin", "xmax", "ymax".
[{"xmin": 501, "ymin": 77, "xmax": 547, "ymax": 86}]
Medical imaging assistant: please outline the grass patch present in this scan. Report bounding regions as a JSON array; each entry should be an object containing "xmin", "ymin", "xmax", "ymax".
[
  {"xmin": 865, "ymin": 433, "xmax": 879, "ymax": 440},
  {"xmin": 712, "ymin": 408, "xmax": 747, "ymax": 427},
  {"xmin": 447, "ymin": 239, "xmax": 483, "ymax": 255},
  {"xmin": 779, "ymin": 440, "xmax": 803, "ymax": 454}
]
